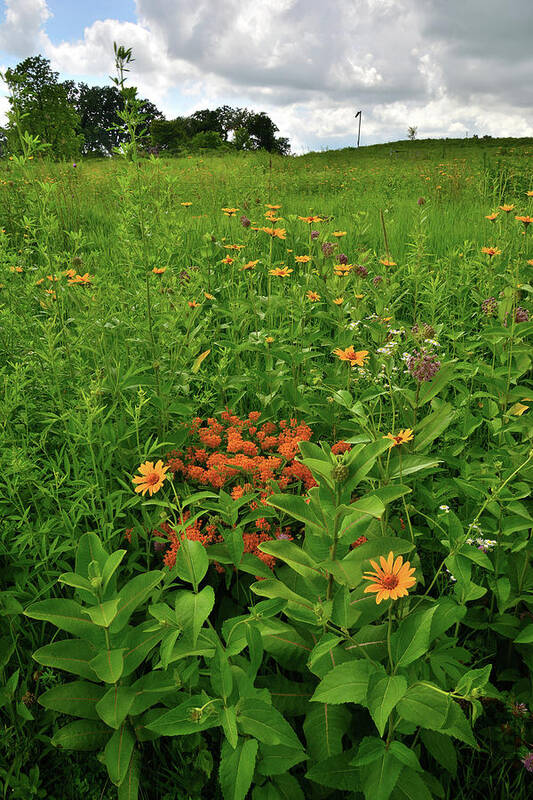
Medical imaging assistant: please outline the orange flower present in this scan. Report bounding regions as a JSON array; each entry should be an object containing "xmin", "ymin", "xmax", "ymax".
[
  {"xmin": 527, "ymin": 259, "xmax": 533, "ymax": 266},
  {"xmin": 363, "ymin": 552, "xmax": 416, "ymax": 604},
  {"xmin": 36, "ymin": 277, "xmax": 45, "ymax": 285},
  {"xmin": 499, "ymin": 204, "xmax": 514, "ymax": 212},
  {"xmin": 188, "ymin": 300, "xmax": 200, "ymax": 308},
  {"xmin": 132, "ymin": 460, "xmax": 169, "ymax": 497},
  {"xmin": 333, "ymin": 297, "xmax": 344, "ymax": 305},
  {"xmin": 221, "ymin": 256, "xmax": 234, "ymax": 264},
  {"xmin": 269, "ymin": 267, "xmax": 293, "ymax": 277},
  {"xmin": 333, "ymin": 347, "xmax": 369, "ymax": 367},
  {"xmin": 298, "ymin": 215, "xmax": 323, "ymax": 223},
  {"xmin": 241, "ymin": 260, "xmax": 259, "ymax": 270},
  {"xmin": 332, "ymin": 231, "xmax": 347, "ymax": 237},
  {"xmin": 295, "ymin": 255, "xmax": 311, "ymax": 263},
  {"xmin": 180, "ymin": 201, "xmax": 193, "ymax": 207},
  {"xmin": 385, "ymin": 428, "xmax": 414, "ymax": 446},
  {"xmin": 222, "ymin": 207, "xmax": 239, "ymax": 216},
  {"xmin": 204, "ymin": 292, "xmax": 215, "ymax": 299},
  {"xmin": 485, "ymin": 213, "xmax": 499, "ymax": 222},
  {"xmin": 481, "ymin": 246, "xmax": 501, "ymax": 257},
  {"xmin": 68, "ymin": 272, "xmax": 93, "ymax": 285},
  {"xmin": 64, "ymin": 268, "xmax": 76, "ymax": 278},
  {"xmin": 261, "ymin": 227, "xmax": 286, "ymax": 239},
  {"xmin": 306, "ymin": 290, "xmax": 321, "ymax": 302},
  {"xmin": 265, "ymin": 336, "xmax": 275, "ymax": 343},
  {"xmin": 265, "ymin": 204, "xmax": 282, "ymax": 209},
  {"xmin": 224, "ymin": 244, "xmax": 245, "ymax": 250},
  {"xmin": 265, "ymin": 210, "xmax": 282, "ymax": 222},
  {"xmin": 10, "ymin": 266, "xmax": 23, "ymax": 273},
  {"xmin": 526, "ymin": 191, "xmax": 533, "ymax": 197},
  {"xmin": 152, "ymin": 267, "xmax": 167, "ymax": 274},
  {"xmin": 380, "ymin": 259, "xmax": 396, "ymax": 267},
  {"xmin": 516, "ymin": 215, "xmax": 533, "ymax": 227}
]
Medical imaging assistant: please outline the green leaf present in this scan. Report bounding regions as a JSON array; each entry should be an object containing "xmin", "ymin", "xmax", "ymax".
[
  {"xmin": 391, "ymin": 767, "xmax": 432, "ymax": 800},
  {"xmin": 84, "ymin": 598, "xmax": 120, "ymax": 628},
  {"xmin": 89, "ymin": 649, "xmax": 125, "ymax": 684},
  {"xmin": 357, "ymin": 738, "xmax": 403, "ymax": 800},
  {"xmin": 33, "ymin": 639, "xmax": 98, "ymax": 681},
  {"xmin": 118, "ymin": 749, "xmax": 140, "ymax": 800},
  {"xmin": 220, "ymin": 706, "xmax": 239, "ymax": 749},
  {"xmin": 129, "ymin": 671, "xmax": 178, "ymax": 716},
  {"xmin": 58, "ymin": 573, "xmax": 94, "ymax": 593},
  {"xmin": 258, "ymin": 540, "xmax": 320, "ymax": 579},
  {"xmin": 304, "ymin": 704, "xmax": 350, "ymax": 761},
  {"xmin": 441, "ymin": 701, "xmax": 477, "ymax": 747},
  {"xmin": 174, "ymin": 585, "xmax": 215, "ymax": 646},
  {"xmin": 102, "ymin": 550, "xmax": 127, "ymax": 592},
  {"xmin": 96, "ymin": 686, "xmax": 136, "ymax": 729},
  {"xmin": 515, "ymin": 624, "xmax": 533, "ymax": 644},
  {"xmin": 147, "ymin": 694, "xmax": 220, "ymax": 736},
  {"xmin": 458, "ymin": 544, "xmax": 494, "ymax": 571},
  {"xmin": 306, "ymin": 749, "xmax": 359, "ymax": 790},
  {"xmin": 397, "ymin": 683, "xmax": 450, "ymax": 730},
  {"xmin": 311, "ymin": 659, "xmax": 373, "ymax": 704},
  {"xmin": 417, "ymin": 364, "xmax": 455, "ymax": 406},
  {"xmin": 326, "ymin": 537, "xmax": 414, "ymax": 588},
  {"xmin": 267, "ymin": 494, "xmax": 323, "ymax": 530},
  {"xmin": 238, "ymin": 698, "xmax": 303, "ymax": 750},
  {"xmin": 110, "ymin": 571, "xmax": 163, "ymax": 633},
  {"xmin": 39, "ymin": 681, "xmax": 105, "ymax": 720},
  {"xmin": 388, "ymin": 742, "xmax": 422, "ymax": 772},
  {"xmin": 392, "ymin": 607, "xmax": 437, "ymax": 668},
  {"xmin": 52, "ymin": 719, "xmax": 109, "ymax": 751},
  {"xmin": 414, "ymin": 403, "xmax": 455, "ymax": 452},
  {"xmin": 24, "ymin": 600, "xmax": 104, "ymax": 644},
  {"xmin": 211, "ymin": 645, "xmax": 234, "ymax": 702},
  {"xmin": 104, "ymin": 722, "xmax": 135, "ymax": 786},
  {"xmin": 388, "ymin": 456, "xmax": 440, "ymax": 480},
  {"xmin": 420, "ymin": 730, "xmax": 457, "ymax": 776},
  {"xmin": 174, "ymin": 539, "xmax": 209, "ymax": 586},
  {"xmin": 367, "ymin": 674, "xmax": 407, "ymax": 736},
  {"xmin": 219, "ymin": 738, "xmax": 258, "ymax": 800},
  {"xmin": 258, "ymin": 744, "xmax": 307, "ymax": 776},
  {"xmin": 76, "ymin": 533, "xmax": 108, "ymax": 579},
  {"xmin": 122, "ymin": 621, "xmax": 165, "ymax": 676}
]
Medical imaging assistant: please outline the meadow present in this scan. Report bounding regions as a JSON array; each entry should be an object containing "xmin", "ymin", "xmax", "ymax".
[{"xmin": 0, "ymin": 136, "xmax": 532, "ymax": 799}]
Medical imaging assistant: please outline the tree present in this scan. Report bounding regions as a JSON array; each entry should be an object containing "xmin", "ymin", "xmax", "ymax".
[
  {"xmin": 3, "ymin": 55, "xmax": 83, "ymax": 159},
  {"xmin": 244, "ymin": 112, "xmax": 290, "ymax": 154},
  {"xmin": 408, "ymin": 126, "xmax": 418, "ymax": 141}
]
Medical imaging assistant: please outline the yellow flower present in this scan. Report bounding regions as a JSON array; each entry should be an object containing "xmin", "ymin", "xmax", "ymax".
[
  {"xmin": 152, "ymin": 267, "xmax": 166, "ymax": 274},
  {"xmin": 485, "ymin": 213, "xmax": 499, "ymax": 222},
  {"xmin": 68, "ymin": 272, "xmax": 93, "ymax": 285},
  {"xmin": 333, "ymin": 347, "xmax": 369, "ymax": 367},
  {"xmin": 363, "ymin": 552, "xmax": 416, "ymax": 604},
  {"xmin": 298, "ymin": 215, "xmax": 323, "ymax": 223},
  {"xmin": 265, "ymin": 336, "xmax": 275, "ymax": 343},
  {"xmin": 295, "ymin": 255, "xmax": 311, "ymax": 263},
  {"xmin": 241, "ymin": 260, "xmax": 259, "ymax": 270},
  {"xmin": 224, "ymin": 244, "xmax": 245, "ymax": 250},
  {"xmin": 332, "ymin": 231, "xmax": 347, "ymax": 237},
  {"xmin": 204, "ymin": 292, "xmax": 215, "ymax": 299},
  {"xmin": 221, "ymin": 256, "xmax": 234, "ymax": 264},
  {"xmin": 481, "ymin": 246, "xmax": 501, "ymax": 257},
  {"xmin": 132, "ymin": 460, "xmax": 169, "ymax": 497},
  {"xmin": 333, "ymin": 297, "xmax": 344, "ymax": 305},
  {"xmin": 380, "ymin": 259, "xmax": 396, "ymax": 267},
  {"xmin": 181, "ymin": 201, "xmax": 193, "ymax": 207},
  {"xmin": 499, "ymin": 204, "xmax": 514, "ymax": 212},
  {"xmin": 269, "ymin": 267, "xmax": 293, "ymax": 276},
  {"xmin": 261, "ymin": 227, "xmax": 286, "ymax": 239},
  {"xmin": 306, "ymin": 290, "xmax": 321, "ymax": 302},
  {"xmin": 265, "ymin": 204, "xmax": 282, "ymax": 209},
  {"xmin": 385, "ymin": 429, "xmax": 414, "ymax": 446},
  {"xmin": 222, "ymin": 207, "xmax": 239, "ymax": 216}
]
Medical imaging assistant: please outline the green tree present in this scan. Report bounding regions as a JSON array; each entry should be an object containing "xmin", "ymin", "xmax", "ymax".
[{"xmin": 3, "ymin": 55, "xmax": 83, "ymax": 160}]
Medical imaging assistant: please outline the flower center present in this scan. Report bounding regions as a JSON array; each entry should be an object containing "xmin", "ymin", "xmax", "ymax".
[
  {"xmin": 145, "ymin": 472, "xmax": 160, "ymax": 486},
  {"xmin": 381, "ymin": 574, "xmax": 399, "ymax": 589}
]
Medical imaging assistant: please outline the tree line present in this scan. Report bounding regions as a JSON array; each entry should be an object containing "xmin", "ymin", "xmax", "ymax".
[{"xmin": 0, "ymin": 55, "xmax": 290, "ymax": 159}]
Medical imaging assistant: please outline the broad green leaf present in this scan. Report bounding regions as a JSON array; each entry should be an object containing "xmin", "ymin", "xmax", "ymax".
[
  {"xmin": 24, "ymin": 600, "xmax": 104, "ymax": 645},
  {"xmin": 238, "ymin": 698, "xmax": 303, "ymax": 750},
  {"xmin": 311, "ymin": 659, "xmax": 373, "ymax": 704},
  {"xmin": 219, "ymin": 738, "xmax": 258, "ymax": 800},
  {"xmin": 211, "ymin": 645, "xmax": 234, "ymax": 701},
  {"xmin": 89, "ymin": 649, "xmax": 125, "ymax": 684},
  {"xmin": 221, "ymin": 706, "xmax": 239, "ymax": 749},
  {"xmin": 51, "ymin": 719, "xmax": 109, "ymax": 751},
  {"xmin": 251, "ymin": 579, "xmax": 314, "ymax": 610},
  {"xmin": 76, "ymin": 533, "xmax": 108, "ymax": 579},
  {"xmin": 388, "ymin": 742, "xmax": 422, "ymax": 772},
  {"xmin": 458, "ymin": 544, "xmax": 494, "ymax": 571},
  {"xmin": 258, "ymin": 540, "xmax": 320, "ymax": 579},
  {"xmin": 306, "ymin": 749, "xmax": 358, "ymax": 790},
  {"xmin": 258, "ymin": 744, "xmax": 307, "ymax": 776},
  {"xmin": 147, "ymin": 694, "xmax": 221, "ymax": 736},
  {"xmin": 367, "ymin": 674, "xmax": 407, "ymax": 736},
  {"xmin": 104, "ymin": 722, "xmax": 135, "ymax": 786},
  {"xmin": 174, "ymin": 585, "xmax": 215, "ymax": 645},
  {"xmin": 388, "ymin": 456, "xmax": 440, "ymax": 480},
  {"xmin": 414, "ymin": 403, "xmax": 455, "ymax": 452},
  {"xmin": 174, "ymin": 539, "xmax": 208, "ymax": 586},
  {"xmin": 304, "ymin": 703, "xmax": 350, "ymax": 762},
  {"xmin": 96, "ymin": 686, "xmax": 136, "ymax": 729},
  {"xmin": 58, "ymin": 573, "xmax": 94, "ymax": 593},
  {"xmin": 84, "ymin": 598, "xmax": 120, "ymax": 628},
  {"xmin": 515, "ymin": 624, "xmax": 533, "ymax": 644},
  {"xmin": 357, "ymin": 738, "xmax": 403, "ymax": 800},
  {"xmin": 326, "ymin": 537, "xmax": 414, "ymax": 588},
  {"xmin": 272, "ymin": 774, "xmax": 305, "ymax": 800},
  {"xmin": 420, "ymin": 730, "xmax": 457, "ymax": 776},
  {"xmin": 345, "ymin": 438, "xmax": 392, "ymax": 491},
  {"xmin": 397, "ymin": 683, "xmax": 450, "ymax": 730},
  {"xmin": 392, "ymin": 607, "xmax": 437, "ymax": 668},
  {"xmin": 38, "ymin": 680, "xmax": 105, "ymax": 719},
  {"xmin": 267, "ymin": 494, "xmax": 323, "ymax": 529},
  {"xmin": 441, "ymin": 701, "xmax": 476, "ymax": 747},
  {"xmin": 109, "ymin": 571, "xmax": 163, "ymax": 633},
  {"xmin": 391, "ymin": 767, "xmax": 432, "ymax": 800},
  {"xmin": 122, "ymin": 621, "xmax": 165, "ymax": 676},
  {"xmin": 129, "ymin": 670, "xmax": 178, "ymax": 715},
  {"xmin": 102, "ymin": 550, "xmax": 127, "ymax": 592},
  {"xmin": 33, "ymin": 639, "xmax": 98, "ymax": 681},
  {"xmin": 118, "ymin": 749, "xmax": 140, "ymax": 800}
]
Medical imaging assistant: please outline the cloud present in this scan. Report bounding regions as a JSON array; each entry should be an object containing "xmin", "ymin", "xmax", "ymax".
[
  {"xmin": 0, "ymin": 0, "xmax": 532, "ymax": 150},
  {"xmin": 0, "ymin": 0, "xmax": 51, "ymax": 56}
]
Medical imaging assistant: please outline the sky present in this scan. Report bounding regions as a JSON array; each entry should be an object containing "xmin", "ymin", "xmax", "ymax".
[{"xmin": 0, "ymin": 0, "xmax": 532, "ymax": 154}]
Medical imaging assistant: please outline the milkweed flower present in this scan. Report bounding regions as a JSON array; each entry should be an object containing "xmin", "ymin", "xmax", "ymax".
[
  {"xmin": 522, "ymin": 752, "xmax": 533, "ymax": 773},
  {"xmin": 321, "ymin": 242, "xmax": 335, "ymax": 256},
  {"xmin": 132, "ymin": 460, "xmax": 169, "ymax": 496},
  {"xmin": 337, "ymin": 253, "xmax": 348, "ymax": 265},
  {"xmin": 406, "ymin": 349, "xmax": 440, "ymax": 382},
  {"xmin": 355, "ymin": 264, "xmax": 368, "ymax": 277},
  {"xmin": 373, "ymin": 275, "xmax": 383, "ymax": 286},
  {"xmin": 310, "ymin": 230, "xmax": 320, "ymax": 240},
  {"xmin": 333, "ymin": 347, "xmax": 369, "ymax": 367},
  {"xmin": 481, "ymin": 297, "xmax": 498, "ymax": 316},
  {"xmin": 269, "ymin": 267, "xmax": 293, "ymax": 277},
  {"xmin": 240, "ymin": 215, "xmax": 251, "ymax": 227},
  {"xmin": 385, "ymin": 429, "xmax": 414, "ymax": 446},
  {"xmin": 363, "ymin": 552, "xmax": 416, "ymax": 604}
]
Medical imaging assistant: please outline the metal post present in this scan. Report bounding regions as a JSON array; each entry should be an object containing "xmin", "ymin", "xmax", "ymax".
[{"xmin": 355, "ymin": 111, "xmax": 362, "ymax": 147}]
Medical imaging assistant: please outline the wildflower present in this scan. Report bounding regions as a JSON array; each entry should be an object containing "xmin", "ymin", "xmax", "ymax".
[
  {"xmin": 363, "ymin": 552, "xmax": 416, "ymax": 604},
  {"xmin": 224, "ymin": 244, "xmax": 245, "ymax": 250},
  {"xmin": 516, "ymin": 215, "xmax": 533, "ymax": 227},
  {"xmin": 152, "ymin": 267, "xmax": 166, "ymax": 274},
  {"xmin": 310, "ymin": 230, "xmax": 320, "ymax": 240},
  {"xmin": 481, "ymin": 297, "xmax": 498, "ymax": 316},
  {"xmin": 522, "ymin": 753, "xmax": 533, "ymax": 773},
  {"xmin": 321, "ymin": 242, "xmax": 335, "ymax": 256},
  {"xmin": 380, "ymin": 259, "xmax": 396, "ymax": 267},
  {"xmin": 10, "ymin": 266, "xmax": 23, "ymax": 273},
  {"xmin": 333, "ymin": 347, "xmax": 369, "ymax": 367},
  {"xmin": 333, "ymin": 231, "xmax": 347, "ymax": 237},
  {"xmin": 485, "ymin": 213, "xmax": 499, "ymax": 222},
  {"xmin": 265, "ymin": 210, "xmax": 282, "ymax": 222},
  {"xmin": 355, "ymin": 264, "xmax": 368, "ymax": 277},
  {"xmin": 240, "ymin": 215, "xmax": 251, "ymax": 227},
  {"xmin": 266, "ymin": 204, "xmax": 282, "ymax": 210},
  {"xmin": 515, "ymin": 306, "xmax": 529, "ymax": 322},
  {"xmin": 510, "ymin": 702, "xmax": 529, "ymax": 718},
  {"xmin": 481, "ymin": 246, "xmax": 501, "ymax": 257},
  {"xmin": 36, "ymin": 277, "xmax": 45, "ymax": 285},
  {"xmin": 188, "ymin": 300, "xmax": 200, "ymax": 308},
  {"xmin": 439, "ymin": 505, "xmax": 450, "ymax": 513},
  {"xmin": 221, "ymin": 256, "xmax": 234, "ymax": 265},
  {"xmin": 269, "ymin": 267, "xmax": 293, "ymax": 277},
  {"xmin": 333, "ymin": 297, "xmax": 344, "ymax": 305},
  {"xmin": 132, "ymin": 460, "xmax": 169, "ymax": 496},
  {"xmin": 373, "ymin": 275, "xmax": 383, "ymax": 286},
  {"xmin": 241, "ymin": 260, "xmax": 259, "ymax": 270},
  {"xmin": 337, "ymin": 253, "xmax": 348, "ymax": 265},
  {"xmin": 204, "ymin": 292, "xmax": 215, "ymax": 300},
  {"xmin": 406, "ymin": 349, "xmax": 441, "ymax": 382},
  {"xmin": 68, "ymin": 272, "xmax": 93, "ymax": 285},
  {"xmin": 385, "ymin": 429, "xmax": 414, "ymax": 447},
  {"xmin": 527, "ymin": 191, "xmax": 533, "ymax": 197},
  {"xmin": 265, "ymin": 336, "xmax": 275, "ymax": 343},
  {"xmin": 417, "ymin": 197, "xmax": 425, "ymax": 205},
  {"xmin": 181, "ymin": 201, "xmax": 193, "ymax": 207},
  {"xmin": 306, "ymin": 290, "xmax": 321, "ymax": 302},
  {"xmin": 299, "ymin": 215, "xmax": 323, "ymax": 223},
  {"xmin": 351, "ymin": 535, "xmax": 368, "ymax": 548},
  {"xmin": 499, "ymin": 204, "xmax": 514, "ymax": 212},
  {"xmin": 295, "ymin": 255, "xmax": 311, "ymax": 263},
  {"xmin": 261, "ymin": 227, "xmax": 286, "ymax": 239},
  {"xmin": 222, "ymin": 207, "xmax": 239, "ymax": 216}
]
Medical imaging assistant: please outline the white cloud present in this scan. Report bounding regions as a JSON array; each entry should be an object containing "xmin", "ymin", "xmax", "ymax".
[{"xmin": 0, "ymin": 0, "xmax": 51, "ymax": 55}]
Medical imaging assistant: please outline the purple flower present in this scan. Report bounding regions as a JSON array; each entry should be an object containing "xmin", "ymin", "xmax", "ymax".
[
  {"xmin": 481, "ymin": 297, "xmax": 498, "ymax": 316},
  {"xmin": 310, "ymin": 230, "xmax": 319, "ymax": 240},
  {"xmin": 373, "ymin": 275, "xmax": 383, "ymax": 286},
  {"xmin": 515, "ymin": 306, "xmax": 529, "ymax": 323},
  {"xmin": 355, "ymin": 264, "xmax": 368, "ymax": 278},
  {"xmin": 321, "ymin": 241, "xmax": 335, "ymax": 257},
  {"xmin": 522, "ymin": 752, "xmax": 533, "ymax": 773},
  {"xmin": 72, "ymin": 162, "xmax": 77, "ymax": 168},
  {"xmin": 417, "ymin": 197, "xmax": 425, "ymax": 205},
  {"xmin": 337, "ymin": 253, "xmax": 348, "ymax": 265},
  {"xmin": 240, "ymin": 215, "xmax": 251, "ymax": 228},
  {"xmin": 406, "ymin": 349, "xmax": 441, "ymax": 382},
  {"xmin": 276, "ymin": 532, "xmax": 292, "ymax": 540}
]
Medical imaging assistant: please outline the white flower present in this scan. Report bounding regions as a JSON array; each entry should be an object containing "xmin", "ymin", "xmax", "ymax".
[{"xmin": 439, "ymin": 504, "xmax": 450, "ymax": 513}]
